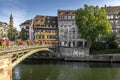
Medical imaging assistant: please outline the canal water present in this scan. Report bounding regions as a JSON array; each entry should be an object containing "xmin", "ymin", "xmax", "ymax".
[{"xmin": 13, "ymin": 60, "xmax": 120, "ymax": 80}]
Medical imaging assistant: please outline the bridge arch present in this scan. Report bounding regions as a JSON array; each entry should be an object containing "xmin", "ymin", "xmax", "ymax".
[{"xmin": 12, "ymin": 48, "xmax": 55, "ymax": 68}]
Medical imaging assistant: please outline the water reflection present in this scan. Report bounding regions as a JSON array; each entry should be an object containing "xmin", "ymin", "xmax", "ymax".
[
  {"xmin": 13, "ymin": 65, "xmax": 21, "ymax": 80},
  {"xmin": 13, "ymin": 60, "xmax": 120, "ymax": 80}
]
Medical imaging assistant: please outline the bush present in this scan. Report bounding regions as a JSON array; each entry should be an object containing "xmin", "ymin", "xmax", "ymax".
[
  {"xmin": 108, "ymin": 41, "xmax": 118, "ymax": 49},
  {"xmin": 0, "ymin": 42, "xmax": 2, "ymax": 46},
  {"xmin": 34, "ymin": 39, "xmax": 39, "ymax": 45},
  {"xmin": 16, "ymin": 39, "xmax": 24, "ymax": 46},
  {"xmin": 91, "ymin": 48, "xmax": 120, "ymax": 54},
  {"xmin": 92, "ymin": 42, "xmax": 106, "ymax": 50},
  {"xmin": 26, "ymin": 40, "xmax": 33, "ymax": 45},
  {"xmin": 1, "ymin": 41, "xmax": 6, "ymax": 47}
]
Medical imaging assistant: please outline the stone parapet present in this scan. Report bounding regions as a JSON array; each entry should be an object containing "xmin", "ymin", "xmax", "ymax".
[{"xmin": 0, "ymin": 56, "xmax": 12, "ymax": 80}]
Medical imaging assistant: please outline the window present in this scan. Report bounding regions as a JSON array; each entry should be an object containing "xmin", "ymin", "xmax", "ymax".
[
  {"xmin": 47, "ymin": 17, "xmax": 49, "ymax": 19},
  {"xmin": 53, "ymin": 21, "xmax": 55, "ymax": 23},
  {"xmin": 72, "ymin": 28, "xmax": 75, "ymax": 32},
  {"xmin": 47, "ymin": 35, "xmax": 50, "ymax": 39},
  {"xmin": 72, "ymin": 16, "xmax": 75, "ymax": 19},
  {"xmin": 110, "ymin": 15, "xmax": 113, "ymax": 19},
  {"xmin": 48, "ymin": 25, "xmax": 50, "ymax": 27},
  {"xmin": 68, "ymin": 16, "xmax": 71, "ymax": 19},
  {"xmin": 26, "ymin": 26, "xmax": 29, "ymax": 29},
  {"xmin": 60, "ymin": 28, "xmax": 64, "ymax": 32},
  {"xmin": 72, "ymin": 21, "xmax": 75, "ymax": 26},
  {"xmin": 58, "ymin": 21, "xmax": 62, "ymax": 25},
  {"xmin": 66, "ymin": 21, "xmax": 68, "ymax": 25},
  {"xmin": 60, "ymin": 16, "xmax": 62, "ymax": 19},
  {"xmin": 41, "ymin": 19, "xmax": 43, "ymax": 22},
  {"xmin": 52, "ymin": 25, "xmax": 54, "ymax": 27},
  {"xmin": 116, "ymin": 15, "xmax": 118, "ymax": 19},
  {"xmin": 117, "ymin": 21, "xmax": 120, "ymax": 28},
  {"xmin": 110, "ymin": 20, "xmax": 113, "ymax": 23},
  {"xmin": 36, "ymin": 19, "xmax": 39, "ymax": 22},
  {"xmin": 64, "ymin": 16, "xmax": 67, "ymax": 19}
]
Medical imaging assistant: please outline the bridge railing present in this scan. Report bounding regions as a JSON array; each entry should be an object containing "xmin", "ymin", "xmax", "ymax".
[{"xmin": 0, "ymin": 44, "xmax": 53, "ymax": 55}]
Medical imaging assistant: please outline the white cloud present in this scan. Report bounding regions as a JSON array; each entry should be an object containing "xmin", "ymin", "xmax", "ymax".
[
  {"xmin": 105, "ymin": 0, "xmax": 120, "ymax": 6},
  {"xmin": 0, "ymin": 9, "xmax": 27, "ymax": 31}
]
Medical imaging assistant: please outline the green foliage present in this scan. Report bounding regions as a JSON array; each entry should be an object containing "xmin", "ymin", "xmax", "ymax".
[
  {"xmin": 2, "ymin": 34, "xmax": 7, "ymax": 38},
  {"xmin": 0, "ymin": 41, "xmax": 6, "ymax": 47},
  {"xmin": 118, "ymin": 9, "xmax": 120, "ymax": 19},
  {"xmin": 92, "ymin": 33, "xmax": 118, "ymax": 51},
  {"xmin": 75, "ymin": 4, "xmax": 111, "ymax": 45},
  {"xmin": 92, "ymin": 42, "xmax": 106, "ymax": 50},
  {"xmin": 16, "ymin": 39, "xmax": 24, "ymax": 45},
  {"xmin": 26, "ymin": 39, "xmax": 33, "ymax": 45},
  {"xmin": 34, "ymin": 39, "xmax": 39, "ymax": 45},
  {"xmin": 105, "ymin": 33, "xmax": 118, "ymax": 49},
  {"xmin": 7, "ymin": 25, "xmax": 17, "ymax": 41},
  {"xmin": 16, "ymin": 39, "xmax": 20, "ymax": 45},
  {"xmin": 108, "ymin": 41, "xmax": 118, "ymax": 49},
  {"xmin": 91, "ymin": 48, "xmax": 120, "ymax": 54},
  {"xmin": 0, "ymin": 42, "xmax": 2, "ymax": 46},
  {"xmin": 0, "ymin": 41, "xmax": 8, "ymax": 47},
  {"xmin": 1, "ymin": 41, "xmax": 6, "ymax": 46},
  {"xmin": 106, "ymin": 33, "xmax": 116, "ymax": 43},
  {"xmin": 20, "ymin": 28, "xmax": 27, "ymax": 40}
]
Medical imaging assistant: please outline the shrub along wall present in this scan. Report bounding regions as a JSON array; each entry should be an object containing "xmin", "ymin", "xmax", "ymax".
[{"xmin": 92, "ymin": 42, "xmax": 106, "ymax": 50}]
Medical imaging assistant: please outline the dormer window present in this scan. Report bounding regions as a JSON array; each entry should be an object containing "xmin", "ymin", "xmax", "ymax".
[
  {"xmin": 41, "ymin": 19, "xmax": 43, "ymax": 22},
  {"xmin": 47, "ymin": 17, "xmax": 50, "ymax": 19},
  {"xmin": 48, "ymin": 20, "xmax": 50, "ymax": 23},
  {"xmin": 36, "ymin": 19, "xmax": 39, "ymax": 22},
  {"xmin": 53, "ymin": 21, "xmax": 55, "ymax": 23}
]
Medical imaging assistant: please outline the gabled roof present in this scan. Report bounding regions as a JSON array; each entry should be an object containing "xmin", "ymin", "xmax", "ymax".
[
  {"xmin": 0, "ymin": 22, "xmax": 8, "ymax": 27},
  {"xmin": 105, "ymin": 6, "xmax": 120, "ymax": 14},
  {"xmin": 19, "ymin": 20, "xmax": 32, "ymax": 26},
  {"xmin": 33, "ymin": 15, "xmax": 58, "ymax": 26}
]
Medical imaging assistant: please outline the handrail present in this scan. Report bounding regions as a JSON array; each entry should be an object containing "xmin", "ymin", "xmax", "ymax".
[{"xmin": 0, "ymin": 44, "xmax": 53, "ymax": 55}]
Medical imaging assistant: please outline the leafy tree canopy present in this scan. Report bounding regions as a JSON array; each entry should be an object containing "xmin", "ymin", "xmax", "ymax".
[
  {"xmin": 75, "ymin": 4, "xmax": 111, "ymax": 45},
  {"xmin": 20, "ymin": 28, "xmax": 27, "ymax": 40},
  {"xmin": 7, "ymin": 25, "xmax": 17, "ymax": 41}
]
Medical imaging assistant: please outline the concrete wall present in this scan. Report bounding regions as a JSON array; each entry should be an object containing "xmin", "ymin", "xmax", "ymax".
[
  {"xmin": 59, "ymin": 47, "xmax": 89, "ymax": 58},
  {"xmin": 0, "ymin": 56, "xmax": 12, "ymax": 80}
]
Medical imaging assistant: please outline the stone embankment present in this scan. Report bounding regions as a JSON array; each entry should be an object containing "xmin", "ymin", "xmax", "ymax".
[
  {"xmin": 65, "ymin": 54, "xmax": 120, "ymax": 62},
  {"xmin": 59, "ymin": 47, "xmax": 89, "ymax": 58},
  {"xmin": 59, "ymin": 47, "xmax": 120, "ymax": 62}
]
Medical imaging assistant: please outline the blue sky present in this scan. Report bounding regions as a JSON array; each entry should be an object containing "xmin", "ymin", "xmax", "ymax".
[{"xmin": 0, "ymin": 0, "xmax": 120, "ymax": 31}]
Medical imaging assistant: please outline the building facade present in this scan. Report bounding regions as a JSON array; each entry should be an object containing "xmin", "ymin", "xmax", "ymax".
[
  {"xmin": 20, "ymin": 20, "xmax": 34, "ymax": 40},
  {"xmin": 33, "ymin": 15, "xmax": 58, "ymax": 46},
  {"xmin": 58, "ymin": 10, "xmax": 85, "ymax": 47},
  {"xmin": 105, "ymin": 5, "xmax": 120, "ymax": 44},
  {"xmin": 0, "ymin": 22, "xmax": 8, "ymax": 38}
]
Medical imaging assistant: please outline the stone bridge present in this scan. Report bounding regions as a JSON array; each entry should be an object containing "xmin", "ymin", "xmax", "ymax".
[{"xmin": 0, "ymin": 45, "xmax": 56, "ymax": 80}]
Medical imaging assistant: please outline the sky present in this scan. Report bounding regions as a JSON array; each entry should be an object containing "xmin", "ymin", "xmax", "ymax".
[{"xmin": 0, "ymin": 0, "xmax": 120, "ymax": 31}]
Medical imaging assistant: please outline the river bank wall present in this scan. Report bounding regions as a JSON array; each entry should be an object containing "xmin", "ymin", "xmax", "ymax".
[{"xmin": 27, "ymin": 47, "xmax": 120, "ymax": 62}]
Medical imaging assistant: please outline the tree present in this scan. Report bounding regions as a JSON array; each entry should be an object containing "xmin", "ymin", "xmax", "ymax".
[
  {"xmin": 118, "ymin": 9, "xmax": 120, "ymax": 19},
  {"xmin": 106, "ymin": 33, "xmax": 118, "ymax": 48},
  {"xmin": 7, "ymin": 25, "xmax": 17, "ymax": 41},
  {"xmin": 75, "ymin": 4, "xmax": 111, "ymax": 49},
  {"xmin": 20, "ymin": 28, "xmax": 27, "ymax": 40}
]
